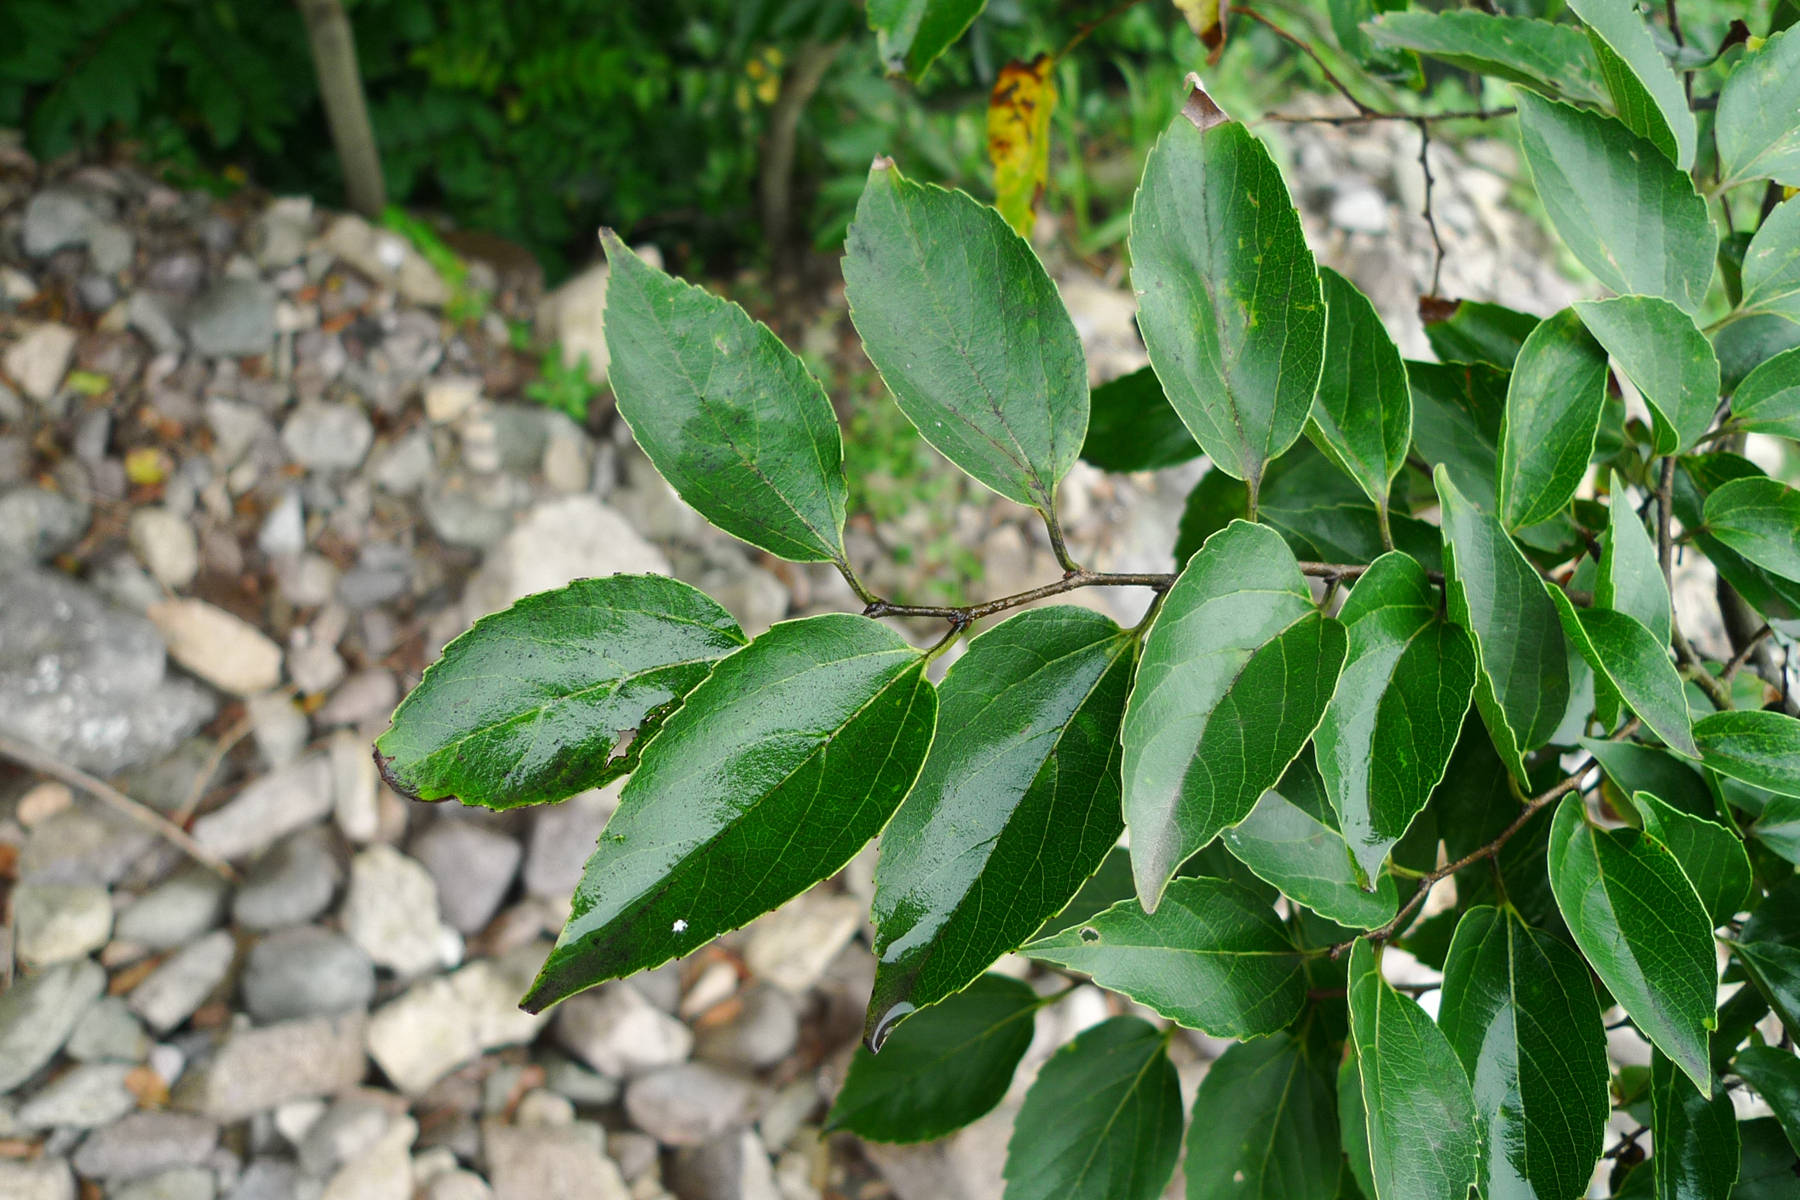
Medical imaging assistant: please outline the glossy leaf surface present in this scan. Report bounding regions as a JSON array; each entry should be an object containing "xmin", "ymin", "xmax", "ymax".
[
  {"xmin": 844, "ymin": 162, "xmax": 1087, "ymax": 512},
  {"xmin": 375, "ymin": 575, "xmax": 745, "ymax": 810},
  {"xmin": 1575, "ymin": 296, "xmax": 1719, "ymax": 455},
  {"xmin": 1731, "ymin": 345, "xmax": 1800, "ymax": 440},
  {"xmin": 1692, "ymin": 710, "xmax": 1800, "ymax": 798},
  {"xmin": 1733, "ymin": 1044, "xmax": 1800, "ymax": 1156},
  {"xmin": 1130, "ymin": 104, "xmax": 1325, "ymax": 493},
  {"xmin": 1437, "ymin": 466, "xmax": 1571, "ymax": 781},
  {"xmin": 1348, "ymin": 939, "xmax": 1480, "ymax": 1200},
  {"xmin": 1409, "ymin": 359, "xmax": 1509, "ymax": 508},
  {"xmin": 1003, "ymin": 1017, "xmax": 1182, "ymax": 1200},
  {"xmin": 1023, "ymin": 876, "xmax": 1306, "ymax": 1038},
  {"xmin": 1315, "ymin": 551, "xmax": 1476, "ymax": 883},
  {"xmin": 1184, "ymin": 1033, "xmax": 1338, "ymax": 1200},
  {"xmin": 1546, "ymin": 796, "xmax": 1717, "ymax": 1092},
  {"xmin": 522, "ymin": 614, "xmax": 936, "ymax": 1010},
  {"xmin": 1597, "ymin": 474, "xmax": 1672, "ymax": 644},
  {"xmin": 1080, "ymin": 367, "xmax": 1201, "ymax": 472},
  {"xmin": 829, "ymin": 974, "xmax": 1037, "ymax": 1142},
  {"xmin": 1514, "ymin": 89, "xmax": 1715, "ymax": 314},
  {"xmin": 1716, "ymin": 26, "xmax": 1800, "ymax": 189},
  {"xmin": 869, "ymin": 607, "xmax": 1133, "ymax": 1039},
  {"xmin": 1651, "ymin": 1050, "xmax": 1739, "ymax": 1200},
  {"xmin": 1628, "ymin": 791, "xmax": 1752, "ymax": 926},
  {"xmin": 1704, "ymin": 476, "xmax": 1800, "ymax": 582},
  {"xmin": 1365, "ymin": 11, "xmax": 1608, "ymax": 104},
  {"xmin": 1737, "ymin": 880, "xmax": 1800, "ymax": 1033},
  {"xmin": 1308, "ymin": 268, "xmax": 1411, "ymax": 516},
  {"xmin": 1423, "ymin": 300, "xmax": 1540, "ymax": 369},
  {"xmin": 1123, "ymin": 520, "xmax": 1347, "ymax": 907},
  {"xmin": 601, "ymin": 234, "xmax": 849, "ymax": 563},
  {"xmin": 1496, "ymin": 307, "xmax": 1610, "ymax": 530},
  {"xmin": 1438, "ymin": 905, "xmax": 1609, "ymax": 1200},
  {"xmin": 1547, "ymin": 587, "xmax": 1696, "ymax": 756},
  {"xmin": 1568, "ymin": 0, "xmax": 1695, "ymax": 168}
]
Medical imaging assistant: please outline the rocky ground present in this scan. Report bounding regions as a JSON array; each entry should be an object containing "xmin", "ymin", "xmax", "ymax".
[{"xmin": 0, "ymin": 110, "xmax": 1584, "ymax": 1200}]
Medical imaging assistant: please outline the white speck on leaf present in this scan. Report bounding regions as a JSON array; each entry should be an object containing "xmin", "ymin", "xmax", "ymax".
[{"xmin": 672, "ymin": 919, "xmax": 688, "ymax": 934}]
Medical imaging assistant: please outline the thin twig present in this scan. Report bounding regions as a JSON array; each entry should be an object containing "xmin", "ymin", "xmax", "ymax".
[
  {"xmin": 174, "ymin": 710, "xmax": 254, "ymax": 827},
  {"xmin": 1331, "ymin": 719, "xmax": 1641, "ymax": 957},
  {"xmin": 0, "ymin": 734, "xmax": 239, "ymax": 882},
  {"xmin": 1043, "ymin": 508, "xmax": 1083, "ymax": 574},
  {"xmin": 1720, "ymin": 623, "xmax": 1774, "ymax": 685},
  {"xmin": 1413, "ymin": 118, "xmax": 1447, "ymax": 296},
  {"xmin": 1657, "ymin": 456, "xmax": 1677, "ymax": 588},
  {"xmin": 1235, "ymin": 8, "xmax": 1373, "ymax": 116},
  {"xmin": 1261, "ymin": 107, "xmax": 1514, "ymax": 126},
  {"xmin": 1057, "ymin": 0, "xmax": 1153, "ymax": 62}
]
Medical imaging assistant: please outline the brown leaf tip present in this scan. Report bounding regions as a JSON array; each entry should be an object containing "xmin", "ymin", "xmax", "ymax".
[
  {"xmin": 1180, "ymin": 73, "xmax": 1231, "ymax": 133},
  {"xmin": 870, "ymin": 155, "xmax": 896, "ymax": 173}
]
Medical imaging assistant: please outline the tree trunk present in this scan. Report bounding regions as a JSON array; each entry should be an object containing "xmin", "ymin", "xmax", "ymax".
[
  {"xmin": 297, "ymin": 0, "xmax": 386, "ymax": 217},
  {"xmin": 760, "ymin": 39, "xmax": 844, "ymax": 282}
]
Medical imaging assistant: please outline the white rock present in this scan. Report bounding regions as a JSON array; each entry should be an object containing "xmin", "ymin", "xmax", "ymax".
[
  {"xmin": 482, "ymin": 1119, "xmax": 631, "ymax": 1200},
  {"xmin": 257, "ymin": 490, "xmax": 306, "ymax": 558},
  {"xmin": 423, "ymin": 1169, "xmax": 494, "ymax": 1200},
  {"xmin": 425, "ymin": 377, "xmax": 482, "ymax": 424},
  {"xmin": 341, "ymin": 845, "xmax": 454, "ymax": 978},
  {"xmin": 623, "ymin": 1064, "xmax": 767, "ymax": 1147},
  {"xmin": 742, "ymin": 894, "xmax": 864, "ymax": 993},
  {"xmin": 283, "ymin": 402, "xmax": 374, "ymax": 472},
  {"xmin": 320, "ymin": 1114, "xmax": 417, "ymax": 1200},
  {"xmin": 329, "ymin": 731, "xmax": 379, "ymax": 843},
  {"xmin": 128, "ymin": 507, "xmax": 200, "ymax": 589},
  {"xmin": 535, "ymin": 265, "xmax": 610, "ymax": 385},
  {"xmin": 174, "ymin": 1012, "xmax": 368, "ymax": 1121},
  {"xmin": 192, "ymin": 754, "xmax": 334, "ymax": 861},
  {"xmin": 463, "ymin": 496, "xmax": 669, "ymax": 618},
  {"xmin": 13, "ymin": 881, "xmax": 113, "ymax": 967},
  {"xmin": 128, "ymin": 928, "xmax": 235, "ymax": 1034},
  {"xmin": 323, "ymin": 215, "xmax": 451, "ymax": 308},
  {"xmin": 365, "ymin": 946, "xmax": 550, "ymax": 1094},
  {"xmin": 5, "ymin": 323, "xmax": 78, "ymax": 404},
  {"xmin": 0, "ymin": 1159, "xmax": 76, "ymax": 1200},
  {"xmin": 553, "ymin": 984, "xmax": 693, "ymax": 1079},
  {"xmin": 149, "ymin": 599, "xmax": 284, "ymax": 696},
  {"xmin": 16, "ymin": 1062, "xmax": 138, "ymax": 1129},
  {"xmin": 1329, "ymin": 183, "xmax": 1391, "ymax": 233}
]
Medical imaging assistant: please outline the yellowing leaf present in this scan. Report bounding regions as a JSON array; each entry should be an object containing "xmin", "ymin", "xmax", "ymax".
[
  {"xmin": 125, "ymin": 447, "xmax": 171, "ymax": 486},
  {"xmin": 986, "ymin": 55, "xmax": 1055, "ymax": 237},
  {"xmin": 1173, "ymin": 0, "xmax": 1227, "ymax": 60}
]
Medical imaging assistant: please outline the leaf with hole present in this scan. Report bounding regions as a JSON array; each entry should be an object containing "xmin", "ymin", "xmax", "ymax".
[
  {"xmin": 868, "ymin": 606, "xmax": 1134, "ymax": 1042},
  {"xmin": 374, "ymin": 575, "xmax": 745, "ymax": 811},
  {"xmin": 1438, "ymin": 905, "xmax": 1609, "ymax": 1200},
  {"xmin": 1436, "ymin": 466, "xmax": 1571, "ymax": 781},
  {"xmin": 1023, "ymin": 876, "xmax": 1307, "ymax": 1038},
  {"xmin": 1314, "ymin": 551, "xmax": 1476, "ymax": 885},
  {"xmin": 1496, "ymin": 307, "xmax": 1610, "ymax": 531},
  {"xmin": 1348, "ymin": 939, "xmax": 1480, "ymax": 1200},
  {"xmin": 1514, "ymin": 88, "xmax": 1716, "ymax": 314},
  {"xmin": 1003, "ymin": 1017, "xmax": 1182, "ymax": 1200},
  {"xmin": 829, "ymin": 973, "xmax": 1038, "ymax": 1142},
  {"xmin": 1130, "ymin": 99, "xmax": 1325, "ymax": 497},
  {"xmin": 1546, "ymin": 796, "xmax": 1717, "ymax": 1093},
  {"xmin": 521, "ymin": 614, "xmax": 936, "ymax": 1011},
  {"xmin": 600, "ymin": 234, "xmax": 850, "ymax": 564},
  {"xmin": 844, "ymin": 161, "xmax": 1087, "ymax": 513},
  {"xmin": 1122, "ymin": 520, "xmax": 1347, "ymax": 907}
]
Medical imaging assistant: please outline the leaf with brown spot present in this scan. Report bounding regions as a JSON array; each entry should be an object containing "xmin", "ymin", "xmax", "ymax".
[{"xmin": 987, "ymin": 55, "xmax": 1056, "ymax": 237}]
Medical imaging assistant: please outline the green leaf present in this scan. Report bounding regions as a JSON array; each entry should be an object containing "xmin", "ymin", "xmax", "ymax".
[
  {"xmin": 1496, "ymin": 307, "xmax": 1611, "ymax": 530},
  {"xmin": 600, "ymin": 233, "xmax": 850, "ymax": 564},
  {"xmin": 828, "ymin": 973, "xmax": 1037, "ymax": 1142},
  {"xmin": 520, "ymin": 614, "xmax": 936, "ymax": 1011},
  {"xmin": 1080, "ymin": 367, "xmax": 1201, "ymax": 472},
  {"xmin": 1514, "ymin": 88, "xmax": 1716, "ymax": 314},
  {"xmin": 1307, "ymin": 268, "xmax": 1411, "ymax": 518},
  {"xmin": 1547, "ymin": 587, "xmax": 1697, "ymax": 756},
  {"xmin": 1329, "ymin": 0, "xmax": 1418, "ymax": 83},
  {"xmin": 1651, "ymin": 1050, "xmax": 1740, "ymax": 1200},
  {"xmin": 1693, "ymin": 710, "xmax": 1800, "ymax": 798},
  {"xmin": 1221, "ymin": 752, "xmax": 1401, "ymax": 930},
  {"xmin": 1583, "ymin": 737, "xmax": 1715, "ymax": 817},
  {"xmin": 1347, "ymin": 940, "xmax": 1479, "ymax": 1200},
  {"xmin": 1575, "ymin": 297, "xmax": 1720, "ymax": 455},
  {"xmin": 1023, "ymin": 876, "xmax": 1307, "ymax": 1037},
  {"xmin": 374, "ymin": 576, "xmax": 746, "ymax": 811},
  {"xmin": 1737, "ymin": 878, "xmax": 1800, "ymax": 1034},
  {"xmin": 1731, "ymin": 345, "xmax": 1800, "ymax": 439},
  {"xmin": 1734, "ymin": 1044, "xmax": 1800, "ymax": 1156},
  {"xmin": 1184, "ymin": 1033, "xmax": 1338, "ymax": 1200},
  {"xmin": 1435, "ymin": 466, "xmax": 1571, "ymax": 781},
  {"xmin": 1716, "ymin": 25, "xmax": 1800, "ymax": 189},
  {"xmin": 1437, "ymin": 906, "xmax": 1609, "ymax": 1200},
  {"xmin": 1003, "ymin": 1017, "xmax": 1182, "ymax": 1200},
  {"xmin": 1545, "ymin": 796, "xmax": 1717, "ymax": 1092},
  {"xmin": 866, "ymin": 0, "xmax": 987, "ymax": 80},
  {"xmin": 868, "ymin": 607, "xmax": 1134, "ymax": 1040},
  {"xmin": 1597, "ymin": 471, "xmax": 1673, "ymax": 644},
  {"xmin": 1752, "ymin": 794, "xmax": 1800, "ymax": 864},
  {"xmin": 1122, "ymin": 520, "xmax": 1347, "ymax": 906},
  {"xmin": 1627, "ymin": 791, "xmax": 1753, "ymax": 926},
  {"xmin": 1740, "ymin": 198, "xmax": 1800, "ymax": 323},
  {"xmin": 1130, "ymin": 102, "xmax": 1326, "ymax": 497},
  {"xmin": 1703, "ymin": 476, "xmax": 1800, "ymax": 581},
  {"xmin": 1314, "ymin": 551, "xmax": 1477, "ymax": 883},
  {"xmin": 1035, "ymin": 845, "xmax": 1138, "ymax": 938},
  {"xmin": 1568, "ymin": 0, "xmax": 1697, "ymax": 169},
  {"xmin": 1338, "ymin": 1052, "xmax": 1378, "ymax": 1200},
  {"xmin": 844, "ymin": 162, "xmax": 1088, "ymax": 513},
  {"xmin": 1674, "ymin": 457, "xmax": 1800, "ymax": 623},
  {"xmin": 1732, "ymin": 1118, "xmax": 1800, "ymax": 1200},
  {"xmin": 1422, "ymin": 299, "xmax": 1540, "ymax": 369},
  {"xmin": 1365, "ymin": 11, "xmax": 1609, "ymax": 104},
  {"xmin": 1408, "ymin": 359, "xmax": 1509, "ymax": 508}
]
